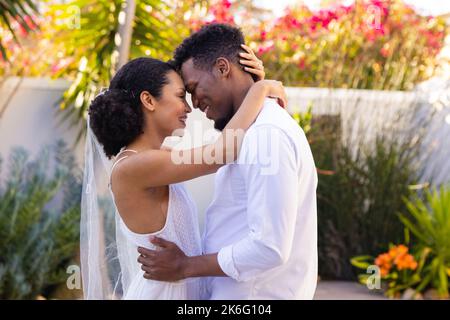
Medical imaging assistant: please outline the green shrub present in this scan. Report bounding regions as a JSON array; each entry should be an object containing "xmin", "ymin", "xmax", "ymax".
[
  {"xmin": 0, "ymin": 141, "xmax": 81, "ymax": 299},
  {"xmin": 318, "ymin": 135, "xmax": 418, "ymax": 279},
  {"xmin": 350, "ymin": 186, "xmax": 450, "ymax": 299},
  {"xmin": 399, "ymin": 186, "xmax": 450, "ymax": 298},
  {"xmin": 294, "ymin": 105, "xmax": 425, "ymax": 280}
]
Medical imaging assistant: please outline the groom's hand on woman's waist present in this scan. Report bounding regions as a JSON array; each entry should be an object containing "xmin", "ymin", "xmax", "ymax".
[
  {"xmin": 137, "ymin": 236, "xmax": 227, "ymax": 281},
  {"xmin": 137, "ymin": 236, "xmax": 188, "ymax": 282}
]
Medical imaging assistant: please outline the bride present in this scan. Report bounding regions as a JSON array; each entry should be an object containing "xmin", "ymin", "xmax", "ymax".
[{"xmin": 81, "ymin": 47, "xmax": 284, "ymax": 299}]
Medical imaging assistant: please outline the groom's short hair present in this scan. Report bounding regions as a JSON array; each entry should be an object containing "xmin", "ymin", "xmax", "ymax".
[{"xmin": 171, "ymin": 23, "xmax": 245, "ymax": 72}]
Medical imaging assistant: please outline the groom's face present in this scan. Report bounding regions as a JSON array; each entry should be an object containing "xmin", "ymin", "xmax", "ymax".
[{"xmin": 181, "ymin": 58, "xmax": 234, "ymax": 131}]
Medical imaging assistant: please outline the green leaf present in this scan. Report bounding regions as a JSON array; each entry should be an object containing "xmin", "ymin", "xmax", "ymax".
[
  {"xmin": 350, "ymin": 256, "xmax": 374, "ymax": 270},
  {"xmin": 0, "ymin": 0, "xmax": 39, "ymax": 60}
]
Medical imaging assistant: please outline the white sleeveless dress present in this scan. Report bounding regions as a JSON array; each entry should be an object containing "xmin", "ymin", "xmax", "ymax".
[
  {"xmin": 110, "ymin": 151, "xmax": 203, "ymax": 300},
  {"xmin": 120, "ymin": 183, "xmax": 203, "ymax": 300}
]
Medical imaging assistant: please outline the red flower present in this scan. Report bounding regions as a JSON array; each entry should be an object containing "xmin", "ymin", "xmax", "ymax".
[
  {"xmin": 222, "ymin": 0, "xmax": 231, "ymax": 9},
  {"xmin": 260, "ymin": 30, "xmax": 267, "ymax": 41},
  {"xmin": 298, "ymin": 57, "xmax": 306, "ymax": 70},
  {"xmin": 380, "ymin": 45, "xmax": 390, "ymax": 58},
  {"xmin": 257, "ymin": 42, "xmax": 274, "ymax": 55},
  {"xmin": 204, "ymin": 0, "xmax": 235, "ymax": 25}
]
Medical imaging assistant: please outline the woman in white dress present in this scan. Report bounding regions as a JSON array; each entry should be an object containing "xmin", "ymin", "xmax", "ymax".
[{"xmin": 82, "ymin": 46, "xmax": 283, "ymax": 299}]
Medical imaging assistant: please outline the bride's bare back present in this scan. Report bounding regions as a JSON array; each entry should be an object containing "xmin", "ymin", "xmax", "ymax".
[{"xmin": 110, "ymin": 150, "xmax": 170, "ymax": 234}]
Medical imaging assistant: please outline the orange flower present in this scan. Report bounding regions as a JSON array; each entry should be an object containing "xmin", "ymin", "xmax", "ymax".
[
  {"xmin": 375, "ymin": 253, "xmax": 391, "ymax": 266},
  {"xmin": 388, "ymin": 244, "xmax": 408, "ymax": 258},
  {"xmin": 380, "ymin": 267, "xmax": 390, "ymax": 277},
  {"xmin": 374, "ymin": 244, "xmax": 417, "ymax": 276},
  {"xmin": 395, "ymin": 253, "xmax": 418, "ymax": 271},
  {"xmin": 375, "ymin": 253, "xmax": 392, "ymax": 275}
]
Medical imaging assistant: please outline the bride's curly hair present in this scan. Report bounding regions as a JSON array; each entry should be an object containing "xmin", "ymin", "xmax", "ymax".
[{"xmin": 88, "ymin": 57, "xmax": 175, "ymax": 159}]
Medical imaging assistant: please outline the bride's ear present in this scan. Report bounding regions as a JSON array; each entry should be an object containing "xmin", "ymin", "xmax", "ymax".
[{"xmin": 140, "ymin": 91, "xmax": 156, "ymax": 112}]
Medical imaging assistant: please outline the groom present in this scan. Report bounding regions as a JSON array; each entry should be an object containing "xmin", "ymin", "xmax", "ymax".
[{"xmin": 137, "ymin": 23, "xmax": 318, "ymax": 299}]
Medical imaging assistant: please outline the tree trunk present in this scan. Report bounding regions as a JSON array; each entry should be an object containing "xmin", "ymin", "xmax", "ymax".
[{"xmin": 115, "ymin": 0, "xmax": 136, "ymax": 70}]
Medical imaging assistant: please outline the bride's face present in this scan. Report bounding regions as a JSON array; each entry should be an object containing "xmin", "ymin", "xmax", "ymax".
[{"xmin": 150, "ymin": 71, "xmax": 192, "ymax": 137}]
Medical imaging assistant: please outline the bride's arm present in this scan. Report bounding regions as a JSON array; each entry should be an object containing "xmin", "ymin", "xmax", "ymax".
[
  {"xmin": 120, "ymin": 79, "xmax": 286, "ymax": 188},
  {"xmin": 210, "ymin": 78, "xmax": 286, "ymax": 165}
]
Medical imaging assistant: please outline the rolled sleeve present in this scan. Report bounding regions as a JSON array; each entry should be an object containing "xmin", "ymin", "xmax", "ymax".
[{"xmin": 217, "ymin": 245, "xmax": 239, "ymax": 279}]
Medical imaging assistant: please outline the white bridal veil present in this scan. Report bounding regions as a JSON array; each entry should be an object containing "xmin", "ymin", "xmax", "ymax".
[{"xmin": 80, "ymin": 115, "xmax": 139, "ymax": 299}]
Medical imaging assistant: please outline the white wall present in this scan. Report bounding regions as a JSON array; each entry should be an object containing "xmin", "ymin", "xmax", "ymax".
[
  {"xmin": 0, "ymin": 77, "xmax": 84, "ymax": 162},
  {"xmin": 285, "ymin": 85, "xmax": 450, "ymax": 186}
]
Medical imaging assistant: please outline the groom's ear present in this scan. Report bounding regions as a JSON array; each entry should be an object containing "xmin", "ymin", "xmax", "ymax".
[
  {"xmin": 214, "ymin": 57, "xmax": 231, "ymax": 78},
  {"xmin": 140, "ymin": 91, "xmax": 156, "ymax": 112}
]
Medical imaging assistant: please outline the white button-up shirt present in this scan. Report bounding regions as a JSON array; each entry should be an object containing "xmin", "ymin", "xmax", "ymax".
[{"xmin": 202, "ymin": 98, "xmax": 318, "ymax": 300}]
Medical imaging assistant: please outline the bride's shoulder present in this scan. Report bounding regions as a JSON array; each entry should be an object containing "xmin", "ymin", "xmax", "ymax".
[{"xmin": 112, "ymin": 149, "xmax": 167, "ymax": 177}]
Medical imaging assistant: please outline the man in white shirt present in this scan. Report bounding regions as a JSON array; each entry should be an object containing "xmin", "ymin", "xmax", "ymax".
[{"xmin": 137, "ymin": 23, "xmax": 318, "ymax": 299}]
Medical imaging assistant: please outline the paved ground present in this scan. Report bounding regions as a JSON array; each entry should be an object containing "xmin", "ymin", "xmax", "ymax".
[{"xmin": 314, "ymin": 281, "xmax": 388, "ymax": 300}]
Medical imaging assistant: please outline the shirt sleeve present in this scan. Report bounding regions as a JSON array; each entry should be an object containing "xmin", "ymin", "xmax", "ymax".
[{"xmin": 217, "ymin": 125, "xmax": 300, "ymax": 282}]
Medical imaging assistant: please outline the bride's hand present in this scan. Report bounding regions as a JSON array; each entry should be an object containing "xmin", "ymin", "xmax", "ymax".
[
  {"xmin": 257, "ymin": 79, "xmax": 287, "ymax": 108},
  {"xmin": 239, "ymin": 44, "xmax": 265, "ymax": 81}
]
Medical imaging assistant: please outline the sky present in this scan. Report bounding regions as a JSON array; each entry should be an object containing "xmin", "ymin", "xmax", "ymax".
[{"xmin": 254, "ymin": 0, "xmax": 450, "ymax": 17}]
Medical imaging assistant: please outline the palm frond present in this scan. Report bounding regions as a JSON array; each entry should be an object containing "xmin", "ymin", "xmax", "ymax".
[{"xmin": 0, "ymin": 0, "xmax": 39, "ymax": 60}]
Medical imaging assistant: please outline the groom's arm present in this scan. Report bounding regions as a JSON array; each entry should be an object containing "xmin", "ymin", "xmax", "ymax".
[
  {"xmin": 137, "ymin": 238, "xmax": 226, "ymax": 281},
  {"xmin": 215, "ymin": 125, "xmax": 299, "ymax": 281},
  {"xmin": 184, "ymin": 126, "xmax": 299, "ymax": 281},
  {"xmin": 138, "ymin": 125, "xmax": 299, "ymax": 281}
]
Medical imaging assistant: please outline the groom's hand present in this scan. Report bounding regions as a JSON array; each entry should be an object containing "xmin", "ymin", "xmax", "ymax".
[{"xmin": 137, "ymin": 236, "xmax": 188, "ymax": 282}]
